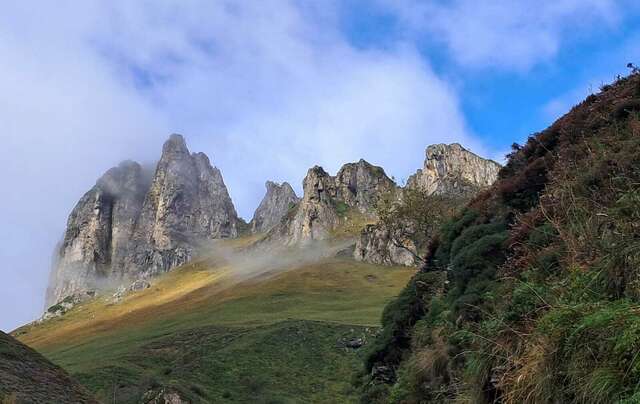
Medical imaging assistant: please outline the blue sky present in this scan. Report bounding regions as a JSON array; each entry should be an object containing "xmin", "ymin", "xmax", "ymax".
[{"xmin": 1, "ymin": 0, "xmax": 640, "ymax": 331}]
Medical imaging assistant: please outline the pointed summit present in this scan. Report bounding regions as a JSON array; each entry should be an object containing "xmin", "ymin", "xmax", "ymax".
[
  {"xmin": 250, "ymin": 181, "xmax": 300, "ymax": 233},
  {"xmin": 162, "ymin": 133, "xmax": 190, "ymax": 155},
  {"xmin": 47, "ymin": 134, "xmax": 240, "ymax": 306},
  {"xmin": 407, "ymin": 143, "xmax": 500, "ymax": 196}
]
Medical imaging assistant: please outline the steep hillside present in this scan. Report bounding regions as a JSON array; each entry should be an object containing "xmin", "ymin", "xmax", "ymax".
[
  {"xmin": 360, "ymin": 73, "xmax": 640, "ymax": 403},
  {"xmin": 15, "ymin": 238, "xmax": 415, "ymax": 403},
  {"xmin": 0, "ymin": 330, "xmax": 96, "ymax": 403}
]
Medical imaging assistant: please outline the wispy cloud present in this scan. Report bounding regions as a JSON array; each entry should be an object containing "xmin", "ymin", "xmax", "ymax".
[
  {"xmin": 381, "ymin": 0, "xmax": 625, "ymax": 71},
  {"xmin": 0, "ymin": 1, "xmax": 480, "ymax": 330}
]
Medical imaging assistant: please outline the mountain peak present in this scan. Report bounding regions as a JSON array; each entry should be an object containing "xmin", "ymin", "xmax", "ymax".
[
  {"xmin": 408, "ymin": 143, "xmax": 500, "ymax": 196},
  {"xmin": 47, "ymin": 134, "xmax": 239, "ymax": 306},
  {"xmin": 162, "ymin": 133, "xmax": 189, "ymax": 156},
  {"xmin": 250, "ymin": 181, "xmax": 300, "ymax": 233}
]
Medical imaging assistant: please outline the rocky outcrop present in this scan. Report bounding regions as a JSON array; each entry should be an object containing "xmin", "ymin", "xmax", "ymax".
[
  {"xmin": 268, "ymin": 160, "xmax": 396, "ymax": 245},
  {"xmin": 250, "ymin": 181, "xmax": 299, "ymax": 233},
  {"xmin": 407, "ymin": 143, "xmax": 500, "ymax": 197},
  {"xmin": 46, "ymin": 134, "xmax": 239, "ymax": 307},
  {"xmin": 125, "ymin": 134, "xmax": 239, "ymax": 278},
  {"xmin": 334, "ymin": 160, "xmax": 396, "ymax": 213},
  {"xmin": 354, "ymin": 224, "xmax": 417, "ymax": 266},
  {"xmin": 355, "ymin": 144, "xmax": 500, "ymax": 267},
  {"xmin": 46, "ymin": 160, "xmax": 149, "ymax": 307}
]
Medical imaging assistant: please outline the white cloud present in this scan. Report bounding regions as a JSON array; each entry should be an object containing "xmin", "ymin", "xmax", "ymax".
[
  {"xmin": 0, "ymin": 1, "xmax": 481, "ymax": 330},
  {"xmin": 381, "ymin": 0, "xmax": 623, "ymax": 71}
]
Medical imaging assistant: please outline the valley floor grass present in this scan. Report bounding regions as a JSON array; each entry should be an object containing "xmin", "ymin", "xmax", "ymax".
[{"xmin": 14, "ymin": 255, "xmax": 414, "ymax": 403}]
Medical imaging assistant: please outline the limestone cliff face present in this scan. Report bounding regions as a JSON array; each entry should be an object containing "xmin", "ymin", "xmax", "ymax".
[
  {"xmin": 354, "ymin": 144, "xmax": 501, "ymax": 267},
  {"xmin": 353, "ymin": 224, "xmax": 416, "ymax": 266},
  {"xmin": 335, "ymin": 159, "xmax": 395, "ymax": 213},
  {"xmin": 268, "ymin": 160, "xmax": 396, "ymax": 245},
  {"xmin": 46, "ymin": 134, "xmax": 239, "ymax": 307},
  {"xmin": 407, "ymin": 143, "xmax": 501, "ymax": 197},
  {"xmin": 250, "ymin": 181, "xmax": 299, "ymax": 233},
  {"xmin": 126, "ymin": 134, "xmax": 239, "ymax": 277},
  {"xmin": 46, "ymin": 161, "xmax": 148, "ymax": 307}
]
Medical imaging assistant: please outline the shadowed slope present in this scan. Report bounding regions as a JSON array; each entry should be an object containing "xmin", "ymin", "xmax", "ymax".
[{"xmin": 0, "ymin": 330, "xmax": 96, "ymax": 403}]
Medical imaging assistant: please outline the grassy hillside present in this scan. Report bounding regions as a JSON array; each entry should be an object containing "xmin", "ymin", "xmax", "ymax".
[
  {"xmin": 361, "ymin": 73, "xmax": 640, "ymax": 403},
  {"xmin": 14, "ymin": 241, "xmax": 414, "ymax": 403},
  {"xmin": 0, "ymin": 330, "xmax": 97, "ymax": 403}
]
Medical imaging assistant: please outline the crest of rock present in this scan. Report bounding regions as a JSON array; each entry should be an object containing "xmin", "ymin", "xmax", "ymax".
[
  {"xmin": 250, "ymin": 181, "xmax": 300, "ymax": 233},
  {"xmin": 46, "ymin": 134, "xmax": 239, "ymax": 307},
  {"xmin": 407, "ymin": 143, "xmax": 500, "ymax": 196},
  {"xmin": 267, "ymin": 161, "xmax": 396, "ymax": 245}
]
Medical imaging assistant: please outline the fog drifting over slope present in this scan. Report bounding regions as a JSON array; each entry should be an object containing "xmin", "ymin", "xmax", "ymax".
[{"xmin": 2, "ymin": 0, "xmax": 625, "ymax": 330}]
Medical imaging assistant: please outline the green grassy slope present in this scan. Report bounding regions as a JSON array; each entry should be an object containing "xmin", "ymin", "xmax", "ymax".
[{"xmin": 14, "ymin": 251, "xmax": 414, "ymax": 403}]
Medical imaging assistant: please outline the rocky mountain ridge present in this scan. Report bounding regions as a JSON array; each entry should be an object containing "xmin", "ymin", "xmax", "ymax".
[
  {"xmin": 407, "ymin": 143, "xmax": 501, "ymax": 196},
  {"xmin": 264, "ymin": 159, "xmax": 397, "ymax": 246},
  {"xmin": 46, "ymin": 137, "xmax": 500, "ymax": 308},
  {"xmin": 354, "ymin": 143, "xmax": 501, "ymax": 266}
]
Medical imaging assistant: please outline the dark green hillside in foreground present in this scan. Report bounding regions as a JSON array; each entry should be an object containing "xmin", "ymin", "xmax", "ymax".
[{"xmin": 361, "ymin": 73, "xmax": 640, "ymax": 403}]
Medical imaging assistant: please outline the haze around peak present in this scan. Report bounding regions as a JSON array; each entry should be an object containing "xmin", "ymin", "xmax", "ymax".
[{"xmin": 2, "ymin": 1, "xmax": 640, "ymax": 331}]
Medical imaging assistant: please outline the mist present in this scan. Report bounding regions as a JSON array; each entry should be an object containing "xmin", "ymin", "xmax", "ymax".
[{"xmin": 3, "ymin": 0, "xmax": 623, "ymax": 331}]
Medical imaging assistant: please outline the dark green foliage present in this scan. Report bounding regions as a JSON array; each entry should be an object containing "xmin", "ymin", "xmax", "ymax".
[
  {"xmin": 526, "ymin": 222, "xmax": 557, "ymax": 248},
  {"xmin": 335, "ymin": 201, "xmax": 349, "ymax": 216},
  {"xmin": 360, "ymin": 73, "xmax": 640, "ymax": 404},
  {"xmin": 432, "ymin": 208, "xmax": 480, "ymax": 268},
  {"xmin": 364, "ymin": 272, "xmax": 445, "ymax": 374}
]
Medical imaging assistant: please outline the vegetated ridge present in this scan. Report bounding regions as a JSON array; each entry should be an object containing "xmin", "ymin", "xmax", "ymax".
[{"xmin": 359, "ymin": 73, "xmax": 640, "ymax": 403}]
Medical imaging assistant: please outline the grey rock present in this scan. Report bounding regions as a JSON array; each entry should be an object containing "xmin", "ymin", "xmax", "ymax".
[
  {"xmin": 39, "ymin": 294, "xmax": 86, "ymax": 322},
  {"xmin": 46, "ymin": 134, "xmax": 239, "ymax": 307},
  {"xmin": 354, "ymin": 224, "xmax": 417, "ymax": 266},
  {"xmin": 407, "ymin": 143, "xmax": 501, "ymax": 197},
  {"xmin": 128, "ymin": 279, "xmax": 151, "ymax": 291},
  {"xmin": 142, "ymin": 387, "xmax": 189, "ymax": 404},
  {"xmin": 267, "ymin": 161, "xmax": 396, "ymax": 245},
  {"xmin": 125, "ymin": 134, "xmax": 239, "ymax": 277},
  {"xmin": 355, "ymin": 144, "xmax": 501, "ymax": 267},
  {"xmin": 46, "ymin": 160, "xmax": 148, "ymax": 307},
  {"xmin": 250, "ymin": 181, "xmax": 299, "ymax": 233},
  {"xmin": 334, "ymin": 159, "xmax": 396, "ymax": 213}
]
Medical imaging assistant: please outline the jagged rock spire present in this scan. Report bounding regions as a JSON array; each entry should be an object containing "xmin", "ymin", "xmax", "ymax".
[
  {"xmin": 250, "ymin": 181, "xmax": 300, "ymax": 233},
  {"xmin": 46, "ymin": 134, "xmax": 240, "ymax": 307},
  {"xmin": 407, "ymin": 143, "xmax": 500, "ymax": 196}
]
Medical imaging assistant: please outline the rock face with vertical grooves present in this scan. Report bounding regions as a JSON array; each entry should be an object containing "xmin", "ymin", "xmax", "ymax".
[
  {"xmin": 46, "ymin": 160, "xmax": 148, "ymax": 307},
  {"xmin": 266, "ymin": 160, "xmax": 397, "ymax": 245},
  {"xmin": 125, "ymin": 134, "xmax": 239, "ymax": 278},
  {"xmin": 353, "ymin": 224, "xmax": 417, "ymax": 266},
  {"xmin": 250, "ymin": 181, "xmax": 300, "ymax": 233},
  {"xmin": 46, "ymin": 134, "xmax": 239, "ymax": 307},
  {"xmin": 407, "ymin": 143, "xmax": 501, "ymax": 197}
]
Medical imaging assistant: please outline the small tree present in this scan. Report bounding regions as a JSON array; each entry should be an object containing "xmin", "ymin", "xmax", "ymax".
[{"xmin": 375, "ymin": 188, "xmax": 462, "ymax": 263}]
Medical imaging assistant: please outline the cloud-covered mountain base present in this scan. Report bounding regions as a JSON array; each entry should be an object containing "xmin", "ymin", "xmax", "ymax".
[{"xmin": 13, "ymin": 237, "xmax": 414, "ymax": 402}]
